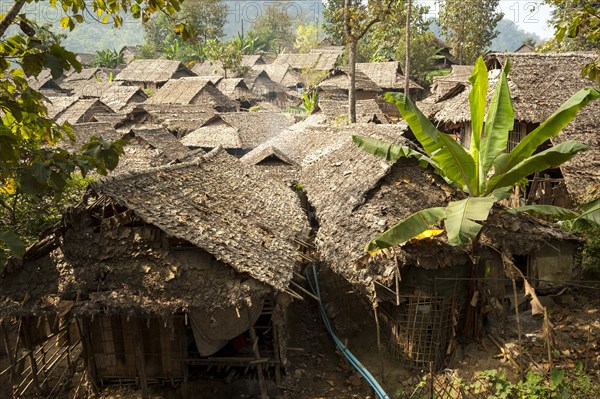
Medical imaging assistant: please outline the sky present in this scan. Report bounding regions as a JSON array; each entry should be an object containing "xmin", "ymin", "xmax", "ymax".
[{"xmin": 420, "ymin": 0, "xmax": 556, "ymax": 39}]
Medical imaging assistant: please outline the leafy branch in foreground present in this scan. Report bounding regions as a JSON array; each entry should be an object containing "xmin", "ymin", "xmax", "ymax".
[
  {"xmin": 354, "ymin": 56, "xmax": 599, "ymax": 251},
  {"xmin": 0, "ymin": 0, "xmax": 188, "ymax": 269}
]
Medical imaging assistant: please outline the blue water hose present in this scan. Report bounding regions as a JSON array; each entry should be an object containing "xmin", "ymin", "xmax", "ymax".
[{"xmin": 305, "ymin": 264, "xmax": 390, "ymax": 399}]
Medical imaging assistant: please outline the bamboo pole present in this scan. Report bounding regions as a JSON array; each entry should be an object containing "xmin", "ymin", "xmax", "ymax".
[
  {"xmin": 132, "ymin": 320, "xmax": 149, "ymax": 399},
  {"xmin": 247, "ymin": 308, "xmax": 268, "ymax": 399},
  {"xmin": 1, "ymin": 318, "xmax": 17, "ymax": 385}
]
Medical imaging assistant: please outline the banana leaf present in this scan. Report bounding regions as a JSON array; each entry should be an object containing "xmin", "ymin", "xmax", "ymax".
[
  {"xmin": 486, "ymin": 140, "xmax": 588, "ymax": 194},
  {"xmin": 384, "ymin": 92, "xmax": 477, "ymax": 194},
  {"xmin": 444, "ymin": 197, "xmax": 495, "ymax": 245},
  {"xmin": 365, "ymin": 207, "xmax": 446, "ymax": 252},
  {"xmin": 494, "ymin": 87, "xmax": 600, "ymax": 175}
]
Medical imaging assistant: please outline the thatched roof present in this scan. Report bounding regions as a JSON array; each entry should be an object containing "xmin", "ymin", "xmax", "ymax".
[
  {"xmin": 310, "ymin": 46, "xmax": 345, "ymax": 55},
  {"xmin": 318, "ymin": 69, "xmax": 382, "ymax": 92},
  {"xmin": 241, "ymin": 54, "xmax": 266, "ymax": 67},
  {"xmin": 181, "ymin": 112, "xmax": 295, "ymax": 150},
  {"xmin": 66, "ymin": 122, "xmax": 121, "ymax": 149},
  {"xmin": 0, "ymin": 148, "xmax": 308, "ymax": 317},
  {"xmin": 115, "ymin": 59, "xmax": 196, "ymax": 83},
  {"xmin": 76, "ymin": 53, "xmax": 96, "ymax": 67},
  {"xmin": 47, "ymin": 97, "xmax": 115, "ymax": 125},
  {"xmin": 97, "ymin": 148, "xmax": 308, "ymax": 291},
  {"xmin": 242, "ymin": 116, "xmax": 406, "ymax": 169},
  {"xmin": 100, "ymin": 85, "xmax": 148, "ymax": 111},
  {"xmin": 216, "ymin": 78, "xmax": 255, "ymax": 101},
  {"xmin": 27, "ymin": 70, "xmax": 66, "ymax": 93},
  {"xmin": 137, "ymin": 103, "xmax": 216, "ymax": 135},
  {"xmin": 431, "ymin": 64, "xmax": 474, "ymax": 99},
  {"xmin": 356, "ymin": 61, "xmax": 423, "ymax": 90},
  {"xmin": 319, "ymin": 99, "xmax": 390, "ymax": 124},
  {"xmin": 261, "ymin": 63, "xmax": 301, "ymax": 88},
  {"xmin": 45, "ymin": 96, "xmax": 79, "ymax": 118},
  {"xmin": 274, "ymin": 52, "xmax": 340, "ymax": 71},
  {"xmin": 192, "ymin": 60, "xmax": 223, "ymax": 76},
  {"xmin": 62, "ymin": 68, "xmax": 114, "ymax": 86},
  {"xmin": 300, "ymin": 138, "xmax": 581, "ymax": 292},
  {"xmin": 145, "ymin": 77, "xmax": 238, "ymax": 111},
  {"xmin": 112, "ymin": 127, "xmax": 198, "ymax": 174}
]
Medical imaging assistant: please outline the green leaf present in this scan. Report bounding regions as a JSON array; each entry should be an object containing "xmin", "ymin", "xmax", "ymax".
[
  {"xmin": 352, "ymin": 135, "xmax": 437, "ymax": 169},
  {"xmin": 384, "ymin": 92, "xmax": 476, "ymax": 194},
  {"xmin": 480, "ymin": 59, "xmax": 514, "ymax": 187},
  {"xmin": 365, "ymin": 207, "xmax": 446, "ymax": 252},
  {"xmin": 510, "ymin": 205, "xmax": 579, "ymax": 221},
  {"xmin": 445, "ymin": 197, "xmax": 495, "ymax": 245},
  {"xmin": 550, "ymin": 369, "xmax": 565, "ymax": 389},
  {"xmin": 571, "ymin": 197, "xmax": 600, "ymax": 231},
  {"xmin": 468, "ymin": 56, "xmax": 488, "ymax": 153},
  {"xmin": 494, "ymin": 87, "xmax": 600, "ymax": 176},
  {"xmin": 0, "ymin": 230, "xmax": 25, "ymax": 259},
  {"xmin": 487, "ymin": 140, "xmax": 588, "ymax": 194}
]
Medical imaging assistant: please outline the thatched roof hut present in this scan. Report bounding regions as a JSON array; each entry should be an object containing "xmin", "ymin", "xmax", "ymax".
[
  {"xmin": 261, "ymin": 63, "xmax": 301, "ymax": 89},
  {"xmin": 137, "ymin": 103, "xmax": 215, "ymax": 135},
  {"xmin": 0, "ymin": 148, "xmax": 308, "ymax": 387},
  {"xmin": 181, "ymin": 112, "xmax": 295, "ymax": 154},
  {"xmin": 115, "ymin": 59, "xmax": 196, "ymax": 89},
  {"xmin": 216, "ymin": 78, "xmax": 257, "ymax": 104},
  {"xmin": 241, "ymin": 117, "xmax": 406, "ymax": 183},
  {"xmin": 100, "ymin": 85, "xmax": 148, "ymax": 111},
  {"xmin": 319, "ymin": 99, "xmax": 390, "ymax": 124},
  {"xmin": 27, "ymin": 70, "xmax": 68, "ymax": 96},
  {"xmin": 300, "ymin": 138, "xmax": 580, "ymax": 367},
  {"xmin": 47, "ymin": 97, "xmax": 115, "ymax": 125},
  {"xmin": 274, "ymin": 52, "xmax": 340, "ymax": 71},
  {"xmin": 112, "ymin": 127, "xmax": 199, "ymax": 174},
  {"xmin": 356, "ymin": 61, "xmax": 423, "ymax": 93},
  {"xmin": 241, "ymin": 54, "xmax": 266, "ymax": 67},
  {"xmin": 145, "ymin": 77, "xmax": 238, "ymax": 111},
  {"xmin": 0, "ymin": 147, "xmax": 308, "ymax": 315},
  {"xmin": 318, "ymin": 68, "xmax": 382, "ymax": 100},
  {"xmin": 243, "ymin": 69, "xmax": 293, "ymax": 106},
  {"xmin": 192, "ymin": 60, "xmax": 226, "ymax": 76},
  {"xmin": 119, "ymin": 45, "xmax": 139, "ymax": 63}
]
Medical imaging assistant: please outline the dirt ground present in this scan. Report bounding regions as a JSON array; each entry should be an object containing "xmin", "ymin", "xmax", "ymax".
[{"xmin": 3, "ymin": 284, "xmax": 600, "ymax": 399}]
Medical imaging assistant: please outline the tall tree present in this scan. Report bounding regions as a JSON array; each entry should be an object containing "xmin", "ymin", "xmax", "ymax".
[
  {"xmin": 247, "ymin": 5, "xmax": 296, "ymax": 54},
  {"xmin": 0, "ymin": 0, "xmax": 187, "ymax": 269},
  {"xmin": 438, "ymin": 0, "xmax": 503, "ymax": 64},
  {"xmin": 295, "ymin": 22, "xmax": 321, "ymax": 54},
  {"xmin": 141, "ymin": 0, "xmax": 226, "ymax": 58},
  {"xmin": 366, "ymin": 3, "xmax": 437, "ymax": 83},
  {"xmin": 342, "ymin": 0, "xmax": 395, "ymax": 123}
]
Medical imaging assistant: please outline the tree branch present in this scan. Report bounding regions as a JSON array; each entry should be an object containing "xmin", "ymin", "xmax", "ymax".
[
  {"xmin": 356, "ymin": 0, "xmax": 396, "ymax": 40},
  {"xmin": 0, "ymin": 0, "xmax": 27, "ymax": 38}
]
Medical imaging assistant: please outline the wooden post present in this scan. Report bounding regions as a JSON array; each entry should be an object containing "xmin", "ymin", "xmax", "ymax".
[
  {"xmin": 511, "ymin": 278, "xmax": 523, "ymax": 357},
  {"xmin": 247, "ymin": 308, "xmax": 268, "ymax": 399},
  {"xmin": 132, "ymin": 320, "xmax": 149, "ymax": 399},
  {"xmin": 21, "ymin": 325, "xmax": 42, "ymax": 395},
  {"xmin": 271, "ymin": 323, "xmax": 282, "ymax": 386},
  {"xmin": 76, "ymin": 318, "xmax": 99, "ymax": 392},
  {"xmin": 1, "ymin": 318, "xmax": 17, "ymax": 385}
]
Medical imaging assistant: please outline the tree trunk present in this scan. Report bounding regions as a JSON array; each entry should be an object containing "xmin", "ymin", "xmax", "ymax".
[
  {"xmin": 404, "ymin": 0, "xmax": 412, "ymax": 100},
  {"xmin": 348, "ymin": 39, "xmax": 357, "ymax": 123},
  {"xmin": 344, "ymin": 0, "xmax": 357, "ymax": 124},
  {"xmin": 0, "ymin": 0, "xmax": 27, "ymax": 38}
]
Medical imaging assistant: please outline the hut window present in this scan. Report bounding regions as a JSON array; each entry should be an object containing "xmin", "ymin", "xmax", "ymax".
[{"xmin": 507, "ymin": 123, "xmax": 527, "ymax": 152}]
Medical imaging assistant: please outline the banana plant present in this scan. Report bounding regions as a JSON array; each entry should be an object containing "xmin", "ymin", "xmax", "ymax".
[{"xmin": 353, "ymin": 56, "xmax": 600, "ymax": 251}]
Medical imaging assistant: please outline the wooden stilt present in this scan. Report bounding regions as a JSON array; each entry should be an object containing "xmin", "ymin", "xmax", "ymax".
[
  {"xmin": 1, "ymin": 318, "xmax": 17, "ymax": 385},
  {"xmin": 76, "ymin": 318, "xmax": 98, "ymax": 392},
  {"xmin": 21, "ymin": 327, "xmax": 42, "ymax": 395},
  {"xmin": 133, "ymin": 320, "xmax": 149, "ymax": 399},
  {"xmin": 271, "ymin": 324, "xmax": 282, "ymax": 386},
  {"xmin": 247, "ymin": 308, "xmax": 268, "ymax": 399}
]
